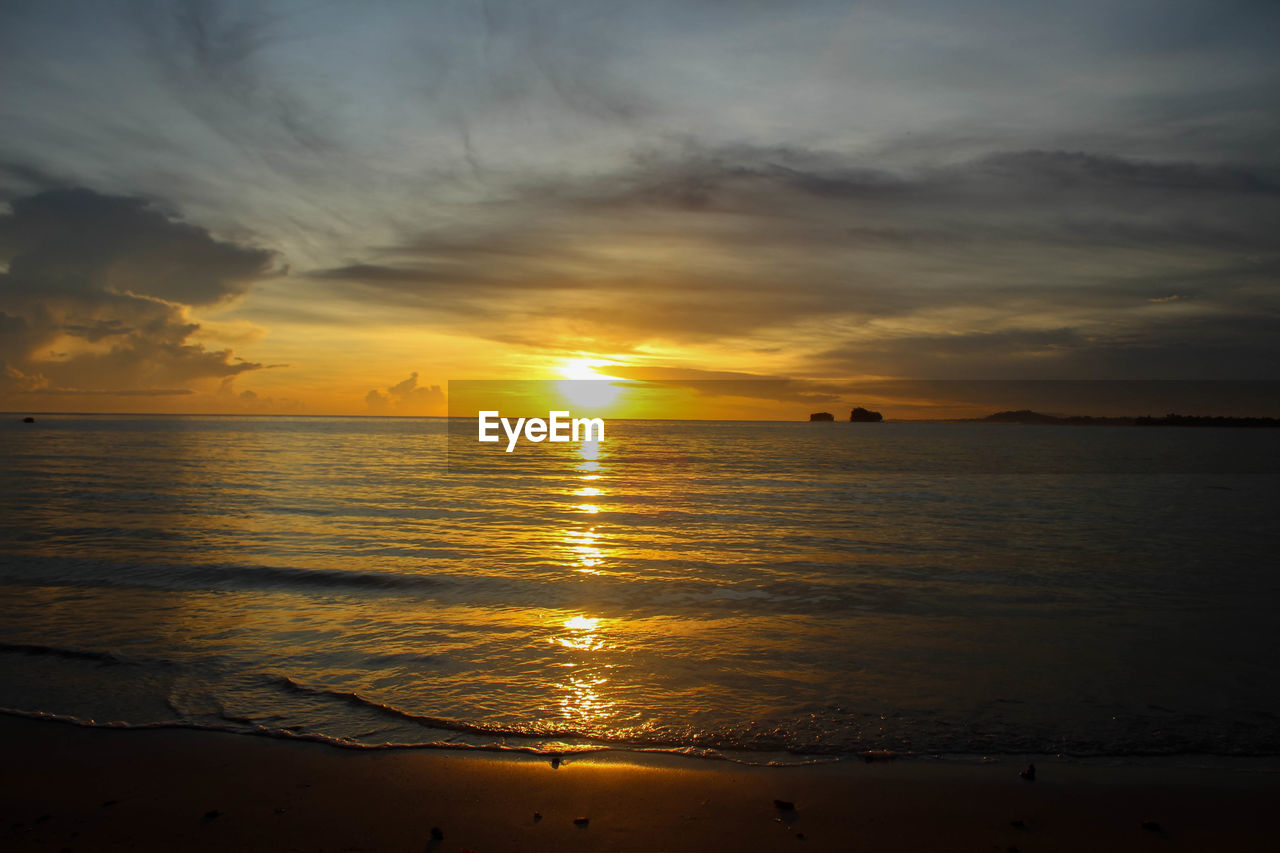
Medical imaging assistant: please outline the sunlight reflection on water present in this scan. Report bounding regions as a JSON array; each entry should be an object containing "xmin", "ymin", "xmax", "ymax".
[{"xmin": 1, "ymin": 415, "xmax": 1278, "ymax": 759}]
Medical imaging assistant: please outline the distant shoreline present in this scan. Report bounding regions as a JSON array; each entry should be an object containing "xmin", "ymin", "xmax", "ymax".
[{"xmin": 949, "ymin": 410, "xmax": 1280, "ymax": 427}]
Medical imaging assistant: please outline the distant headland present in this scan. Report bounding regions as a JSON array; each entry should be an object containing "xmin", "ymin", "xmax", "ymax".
[
  {"xmin": 973, "ymin": 409, "xmax": 1279, "ymax": 427},
  {"xmin": 808, "ymin": 407, "xmax": 1279, "ymax": 426}
]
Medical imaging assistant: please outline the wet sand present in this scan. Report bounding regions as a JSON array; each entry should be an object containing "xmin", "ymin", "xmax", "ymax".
[{"xmin": 2, "ymin": 714, "xmax": 1277, "ymax": 851}]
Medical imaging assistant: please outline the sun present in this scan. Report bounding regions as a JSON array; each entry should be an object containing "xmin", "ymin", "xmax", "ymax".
[
  {"xmin": 559, "ymin": 358, "xmax": 620, "ymax": 381},
  {"xmin": 556, "ymin": 359, "xmax": 625, "ymax": 410}
]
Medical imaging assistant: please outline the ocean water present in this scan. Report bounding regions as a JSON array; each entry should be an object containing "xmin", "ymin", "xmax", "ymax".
[{"xmin": 2, "ymin": 414, "xmax": 1279, "ymax": 764}]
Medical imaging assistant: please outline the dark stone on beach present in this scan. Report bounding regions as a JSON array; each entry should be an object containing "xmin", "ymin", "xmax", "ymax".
[
  {"xmin": 35, "ymin": 814, "xmax": 51, "ymax": 823},
  {"xmin": 274, "ymin": 807, "xmax": 287, "ymax": 815},
  {"xmin": 850, "ymin": 407, "xmax": 883, "ymax": 422},
  {"xmin": 573, "ymin": 817, "xmax": 590, "ymax": 827},
  {"xmin": 796, "ymin": 832, "xmax": 806, "ymax": 840},
  {"xmin": 202, "ymin": 809, "xmax": 221, "ymax": 822},
  {"xmin": 1019, "ymin": 763, "xmax": 1035, "ymax": 781},
  {"xmin": 774, "ymin": 799, "xmax": 797, "ymax": 812},
  {"xmin": 1141, "ymin": 820, "xmax": 1163, "ymax": 831},
  {"xmin": 1010, "ymin": 819, "xmax": 1027, "ymax": 830},
  {"xmin": 808, "ymin": 412, "xmax": 835, "ymax": 422},
  {"xmin": 22, "ymin": 417, "xmax": 35, "ymax": 423},
  {"xmin": 101, "ymin": 800, "xmax": 118, "ymax": 808},
  {"xmin": 430, "ymin": 826, "xmax": 444, "ymax": 840},
  {"xmin": 533, "ymin": 811, "xmax": 542, "ymax": 822}
]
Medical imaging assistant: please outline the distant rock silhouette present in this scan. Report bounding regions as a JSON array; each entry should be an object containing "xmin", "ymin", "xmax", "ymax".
[
  {"xmin": 850, "ymin": 406, "xmax": 883, "ymax": 422},
  {"xmin": 808, "ymin": 412, "xmax": 835, "ymax": 422},
  {"xmin": 22, "ymin": 417, "xmax": 35, "ymax": 423},
  {"xmin": 984, "ymin": 409, "xmax": 1061, "ymax": 424}
]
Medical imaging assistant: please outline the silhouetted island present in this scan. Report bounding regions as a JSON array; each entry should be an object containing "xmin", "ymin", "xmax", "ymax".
[
  {"xmin": 808, "ymin": 412, "xmax": 835, "ymax": 422},
  {"xmin": 850, "ymin": 407, "xmax": 883, "ymax": 422}
]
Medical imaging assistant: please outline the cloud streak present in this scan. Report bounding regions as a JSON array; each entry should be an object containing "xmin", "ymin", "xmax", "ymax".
[{"xmin": 297, "ymin": 142, "xmax": 1280, "ymax": 378}]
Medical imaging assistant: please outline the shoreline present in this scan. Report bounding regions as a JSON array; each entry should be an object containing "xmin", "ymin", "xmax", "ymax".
[
  {"xmin": 9, "ymin": 706, "xmax": 1280, "ymax": 773},
  {"xmin": 5, "ymin": 715, "xmax": 1280, "ymax": 851}
]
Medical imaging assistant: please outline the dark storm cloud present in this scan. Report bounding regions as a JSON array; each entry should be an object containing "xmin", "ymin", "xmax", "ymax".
[
  {"xmin": 0, "ymin": 189, "xmax": 276, "ymax": 304},
  {"xmin": 0, "ymin": 188, "xmax": 276, "ymax": 397},
  {"xmin": 0, "ymin": 161, "xmax": 69, "ymax": 200}
]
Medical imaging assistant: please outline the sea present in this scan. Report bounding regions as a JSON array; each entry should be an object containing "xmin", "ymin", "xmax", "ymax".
[{"xmin": 2, "ymin": 414, "xmax": 1278, "ymax": 766}]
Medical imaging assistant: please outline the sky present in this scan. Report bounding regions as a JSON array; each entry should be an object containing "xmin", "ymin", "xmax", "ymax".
[{"xmin": 2, "ymin": 0, "xmax": 1279, "ymax": 417}]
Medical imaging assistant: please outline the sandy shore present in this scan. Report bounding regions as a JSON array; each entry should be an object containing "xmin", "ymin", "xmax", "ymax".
[{"xmin": 2, "ymin": 715, "xmax": 1278, "ymax": 852}]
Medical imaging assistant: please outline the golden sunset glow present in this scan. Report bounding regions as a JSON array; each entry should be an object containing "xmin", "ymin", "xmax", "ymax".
[{"xmin": 4, "ymin": 6, "xmax": 1279, "ymax": 852}]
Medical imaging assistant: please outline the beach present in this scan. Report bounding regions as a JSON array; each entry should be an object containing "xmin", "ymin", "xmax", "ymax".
[{"xmin": 4, "ymin": 715, "xmax": 1278, "ymax": 852}]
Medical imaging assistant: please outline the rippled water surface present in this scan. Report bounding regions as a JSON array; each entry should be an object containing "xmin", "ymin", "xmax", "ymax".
[{"xmin": 2, "ymin": 415, "xmax": 1279, "ymax": 762}]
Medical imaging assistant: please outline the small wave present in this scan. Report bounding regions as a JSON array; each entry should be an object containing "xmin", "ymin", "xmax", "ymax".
[
  {"xmin": 218, "ymin": 564, "xmax": 445, "ymax": 592},
  {"xmin": 0, "ymin": 706, "xmax": 832, "ymax": 766},
  {"xmin": 265, "ymin": 674, "xmax": 592, "ymax": 739},
  {"xmin": 0, "ymin": 641, "xmax": 122, "ymax": 664},
  {"xmin": 4, "ymin": 706, "xmax": 1274, "ymax": 769},
  {"xmin": 261, "ymin": 676, "xmax": 881, "ymax": 766},
  {"xmin": 0, "ymin": 555, "xmax": 449, "ymax": 595},
  {"xmin": 0, "ymin": 705, "xmax": 613, "ymax": 756}
]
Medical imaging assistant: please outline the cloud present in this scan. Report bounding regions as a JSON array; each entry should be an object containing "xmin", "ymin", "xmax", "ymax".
[
  {"xmin": 295, "ymin": 142, "xmax": 1280, "ymax": 378},
  {"xmin": 5, "ymin": 1, "xmax": 1279, "ymax": 395},
  {"xmin": 0, "ymin": 188, "xmax": 277, "ymax": 400},
  {"xmin": 365, "ymin": 372, "xmax": 444, "ymax": 415},
  {"xmin": 814, "ymin": 316, "xmax": 1280, "ymax": 380}
]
